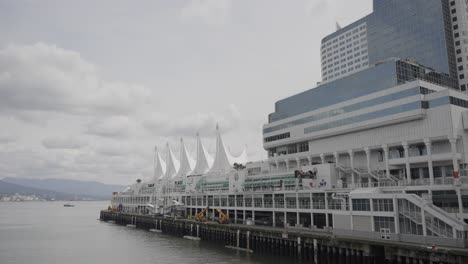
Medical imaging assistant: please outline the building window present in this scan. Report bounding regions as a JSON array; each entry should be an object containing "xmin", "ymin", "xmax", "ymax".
[
  {"xmin": 462, "ymin": 84, "xmax": 466, "ymax": 91},
  {"xmin": 456, "ymin": 41, "xmax": 461, "ymax": 46},
  {"xmin": 452, "ymin": 9, "xmax": 456, "ymax": 14},
  {"xmin": 450, "ymin": 1, "xmax": 455, "ymax": 6},
  {"xmin": 298, "ymin": 142, "xmax": 309, "ymax": 153},
  {"xmin": 459, "ymin": 65, "xmax": 464, "ymax": 71},
  {"xmin": 453, "ymin": 17, "xmax": 458, "ymax": 22},
  {"xmin": 458, "ymin": 57, "xmax": 462, "ymax": 62},
  {"xmin": 377, "ymin": 151, "xmax": 384, "ymax": 162},
  {"xmin": 454, "ymin": 24, "xmax": 459, "ymax": 30},
  {"xmin": 460, "ymin": 74, "xmax": 465, "ymax": 79},
  {"xmin": 287, "ymin": 144, "xmax": 297, "ymax": 154},
  {"xmin": 457, "ymin": 49, "xmax": 462, "ymax": 54},
  {"xmin": 264, "ymin": 132, "xmax": 290, "ymax": 143},
  {"xmin": 373, "ymin": 199, "xmax": 394, "ymax": 212},
  {"xmin": 455, "ymin": 32, "xmax": 459, "ymax": 38},
  {"xmin": 374, "ymin": 216, "xmax": 395, "ymax": 233},
  {"xmin": 352, "ymin": 199, "xmax": 370, "ymax": 211}
]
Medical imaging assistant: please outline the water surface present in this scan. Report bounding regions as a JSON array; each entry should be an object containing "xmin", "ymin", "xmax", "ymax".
[{"xmin": 0, "ymin": 201, "xmax": 299, "ymax": 264}]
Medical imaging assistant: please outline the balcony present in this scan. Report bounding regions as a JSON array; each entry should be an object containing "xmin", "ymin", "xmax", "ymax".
[{"xmin": 388, "ymin": 153, "xmax": 461, "ymax": 166}]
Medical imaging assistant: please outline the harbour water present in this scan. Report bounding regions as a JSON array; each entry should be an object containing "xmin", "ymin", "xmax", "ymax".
[{"xmin": 0, "ymin": 202, "xmax": 298, "ymax": 264}]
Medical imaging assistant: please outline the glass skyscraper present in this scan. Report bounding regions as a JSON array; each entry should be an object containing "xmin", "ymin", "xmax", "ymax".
[{"xmin": 321, "ymin": 0, "xmax": 457, "ymax": 84}]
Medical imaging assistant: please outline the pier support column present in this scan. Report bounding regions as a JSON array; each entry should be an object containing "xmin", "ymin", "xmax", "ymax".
[
  {"xmin": 196, "ymin": 224, "xmax": 199, "ymax": 238},
  {"xmin": 236, "ymin": 229, "xmax": 240, "ymax": 248},
  {"xmin": 297, "ymin": 237, "xmax": 301, "ymax": 257},
  {"xmin": 313, "ymin": 239, "xmax": 318, "ymax": 264},
  {"xmin": 246, "ymin": 231, "xmax": 250, "ymax": 250}
]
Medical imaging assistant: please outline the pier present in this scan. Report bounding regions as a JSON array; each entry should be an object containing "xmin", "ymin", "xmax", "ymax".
[{"xmin": 100, "ymin": 210, "xmax": 468, "ymax": 264}]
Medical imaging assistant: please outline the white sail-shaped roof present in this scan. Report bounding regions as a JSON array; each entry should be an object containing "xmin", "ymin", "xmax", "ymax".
[
  {"xmin": 162, "ymin": 143, "xmax": 179, "ymax": 179},
  {"xmin": 153, "ymin": 146, "xmax": 166, "ymax": 180},
  {"xmin": 173, "ymin": 138, "xmax": 195, "ymax": 178},
  {"xmin": 191, "ymin": 133, "xmax": 213, "ymax": 175},
  {"xmin": 209, "ymin": 125, "xmax": 235, "ymax": 173}
]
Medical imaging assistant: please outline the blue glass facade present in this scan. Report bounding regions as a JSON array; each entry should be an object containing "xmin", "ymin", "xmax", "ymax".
[
  {"xmin": 323, "ymin": 0, "xmax": 456, "ymax": 78},
  {"xmin": 303, "ymin": 101, "xmax": 423, "ymax": 134},
  {"xmin": 368, "ymin": 0, "xmax": 456, "ymax": 78},
  {"xmin": 265, "ymin": 86, "xmax": 423, "ymax": 134},
  {"xmin": 268, "ymin": 0, "xmax": 458, "ymax": 128},
  {"xmin": 269, "ymin": 61, "xmax": 398, "ymax": 123}
]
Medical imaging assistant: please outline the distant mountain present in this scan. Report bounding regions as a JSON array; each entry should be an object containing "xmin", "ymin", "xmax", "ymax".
[
  {"xmin": 0, "ymin": 180, "xmax": 76, "ymax": 200},
  {"xmin": 2, "ymin": 178, "xmax": 126, "ymax": 199}
]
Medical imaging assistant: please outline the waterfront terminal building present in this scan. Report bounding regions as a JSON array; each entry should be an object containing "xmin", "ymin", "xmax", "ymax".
[{"xmin": 112, "ymin": 0, "xmax": 468, "ymax": 248}]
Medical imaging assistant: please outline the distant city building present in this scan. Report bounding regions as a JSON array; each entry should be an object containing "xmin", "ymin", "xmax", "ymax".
[
  {"xmin": 321, "ymin": 0, "xmax": 457, "ymax": 85},
  {"xmin": 448, "ymin": 0, "xmax": 468, "ymax": 91}
]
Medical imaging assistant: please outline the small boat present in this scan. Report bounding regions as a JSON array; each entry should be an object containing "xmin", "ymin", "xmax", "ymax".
[{"xmin": 64, "ymin": 204, "xmax": 75, "ymax": 207}]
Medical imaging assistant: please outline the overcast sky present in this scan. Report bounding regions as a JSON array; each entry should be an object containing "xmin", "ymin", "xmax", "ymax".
[{"xmin": 0, "ymin": 0, "xmax": 372, "ymax": 185}]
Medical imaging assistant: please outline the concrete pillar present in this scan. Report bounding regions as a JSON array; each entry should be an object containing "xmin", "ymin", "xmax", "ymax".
[
  {"xmin": 252, "ymin": 210, "xmax": 255, "ymax": 222},
  {"xmin": 307, "ymin": 156, "xmax": 312, "ymax": 166},
  {"xmin": 325, "ymin": 194, "xmax": 329, "ymax": 227},
  {"xmin": 286, "ymin": 160, "xmax": 290, "ymax": 171},
  {"xmin": 236, "ymin": 229, "xmax": 240, "ymax": 247},
  {"xmin": 382, "ymin": 144, "xmax": 390, "ymax": 179},
  {"xmin": 297, "ymin": 237, "xmax": 301, "ymax": 257},
  {"xmin": 296, "ymin": 193, "xmax": 299, "ymax": 225},
  {"xmin": 313, "ymin": 239, "xmax": 318, "ymax": 264},
  {"xmin": 450, "ymin": 138, "xmax": 460, "ymax": 178},
  {"xmin": 320, "ymin": 153, "xmax": 325, "ymax": 164},
  {"xmin": 393, "ymin": 195, "xmax": 400, "ymax": 234},
  {"xmin": 424, "ymin": 138, "xmax": 434, "ymax": 185},
  {"xmin": 272, "ymin": 211, "xmax": 276, "ymax": 227},
  {"xmin": 364, "ymin": 147, "xmax": 371, "ymax": 173},
  {"xmin": 349, "ymin": 150, "xmax": 355, "ymax": 186},
  {"xmin": 246, "ymin": 231, "xmax": 250, "ymax": 250},
  {"xmin": 403, "ymin": 142, "xmax": 411, "ymax": 183},
  {"xmin": 457, "ymin": 188, "xmax": 464, "ymax": 215},
  {"xmin": 284, "ymin": 212, "xmax": 287, "ymax": 228},
  {"xmin": 334, "ymin": 152, "xmax": 342, "ymax": 182},
  {"xmin": 421, "ymin": 205, "xmax": 427, "ymax": 236},
  {"xmin": 296, "ymin": 158, "xmax": 301, "ymax": 169}
]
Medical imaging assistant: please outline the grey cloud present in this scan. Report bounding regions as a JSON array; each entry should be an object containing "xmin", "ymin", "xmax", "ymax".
[
  {"xmin": 143, "ymin": 104, "xmax": 241, "ymax": 137},
  {"xmin": 180, "ymin": 0, "xmax": 231, "ymax": 26},
  {"xmin": 0, "ymin": 134, "xmax": 18, "ymax": 144},
  {"xmin": 86, "ymin": 116, "xmax": 132, "ymax": 138},
  {"xmin": 304, "ymin": 0, "xmax": 329, "ymax": 15},
  {"xmin": 0, "ymin": 43, "xmax": 151, "ymax": 117},
  {"xmin": 42, "ymin": 136, "xmax": 87, "ymax": 149}
]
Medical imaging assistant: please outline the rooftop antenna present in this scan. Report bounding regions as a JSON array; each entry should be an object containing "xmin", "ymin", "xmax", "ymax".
[{"xmin": 336, "ymin": 22, "xmax": 342, "ymax": 31}]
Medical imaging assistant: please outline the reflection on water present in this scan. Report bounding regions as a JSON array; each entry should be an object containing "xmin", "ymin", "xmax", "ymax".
[{"xmin": 0, "ymin": 202, "xmax": 301, "ymax": 264}]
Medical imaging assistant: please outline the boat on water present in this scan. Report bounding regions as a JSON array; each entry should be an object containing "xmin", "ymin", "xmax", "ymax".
[
  {"xmin": 110, "ymin": 0, "xmax": 468, "ymax": 248},
  {"xmin": 64, "ymin": 204, "xmax": 75, "ymax": 207}
]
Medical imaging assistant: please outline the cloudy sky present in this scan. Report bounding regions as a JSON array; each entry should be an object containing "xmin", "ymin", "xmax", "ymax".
[{"xmin": 0, "ymin": 0, "xmax": 372, "ymax": 185}]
